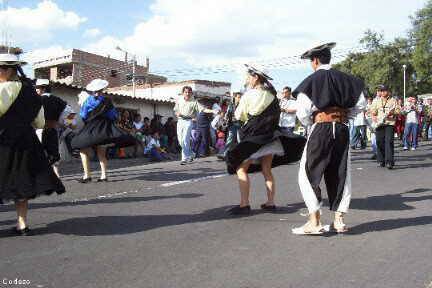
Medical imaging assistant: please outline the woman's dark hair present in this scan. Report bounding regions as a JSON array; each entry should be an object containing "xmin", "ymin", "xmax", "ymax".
[
  {"xmin": 248, "ymin": 70, "xmax": 277, "ymax": 96},
  {"xmin": 16, "ymin": 65, "xmax": 35, "ymax": 88},
  {"xmin": 249, "ymin": 71, "xmax": 277, "ymax": 96},
  {"xmin": 182, "ymin": 86, "xmax": 192, "ymax": 93},
  {"xmin": 40, "ymin": 85, "xmax": 52, "ymax": 93}
]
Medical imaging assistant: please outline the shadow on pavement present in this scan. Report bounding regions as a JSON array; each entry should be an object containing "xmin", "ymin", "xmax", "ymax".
[
  {"xmin": 0, "ymin": 205, "xmax": 235, "ymax": 237},
  {"xmin": 0, "ymin": 193, "xmax": 204, "ymax": 213},
  {"xmin": 350, "ymin": 188, "xmax": 432, "ymax": 211},
  {"xmin": 347, "ymin": 216, "xmax": 432, "ymax": 235},
  {"xmin": 2, "ymin": 187, "xmax": 431, "ymax": 237},
  {"xmin": 392, "ymin": 162, "xmax": 432, "ymax": 170}
]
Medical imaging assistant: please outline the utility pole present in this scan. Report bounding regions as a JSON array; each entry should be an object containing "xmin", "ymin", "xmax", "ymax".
[
  {"xmin": 116, "ymin": 45, "xmax": 137, "ymax": 98},
  {"xmin": 132, "ymin": 54, "xmax": 136, "ymax": 98},
  {"xmin": 403, "ymin": 64, "xmax": 407, "ymax": 103}
]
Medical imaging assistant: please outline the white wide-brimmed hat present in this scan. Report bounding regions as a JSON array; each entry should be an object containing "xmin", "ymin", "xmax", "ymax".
[
  {"xmin": 35, "ymin": 79, "xmax": 50, "ymax": 87},
  {"xmin": 86, "ymin": 79, "xmax": 109, "ymax": 92},
  {"xmin": 0, "ymin": 53, "xmax": 27, "ymax": 66}
]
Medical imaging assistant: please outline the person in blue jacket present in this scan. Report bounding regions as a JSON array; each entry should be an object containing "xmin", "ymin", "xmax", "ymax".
[{"xmin": 71, "ymin": 79, "xmax": 134, "ymax": 183}]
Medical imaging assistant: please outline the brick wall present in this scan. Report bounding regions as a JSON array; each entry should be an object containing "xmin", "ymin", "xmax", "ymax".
[{"xmin": 70, "ymin": 49, "xmax": 165, "ymax": 88}]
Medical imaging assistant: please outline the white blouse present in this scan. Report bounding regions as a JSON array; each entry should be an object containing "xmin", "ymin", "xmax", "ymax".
[{"xmin": 0, "ymin": 81, "xmax": 45, "ymax": 128}]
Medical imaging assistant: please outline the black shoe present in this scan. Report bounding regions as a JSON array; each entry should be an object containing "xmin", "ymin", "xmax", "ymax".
[
  {"xmin": 378, "ymin": 162, "xmax": 385, "ymax": 167},
  {"xmin": 12, "ymin": 227, "xmax": 32, "ymax": 236},
  {"xmin": 216, "ymin": 154, "xmax": 225, "ymax": 160},
  {"xmin": 180, "ymin": 161, "xmax": 187, "ymax": 165},
  {"xmin": 97, "ymin": 178, "xmax": 108, "ymax": 182},
  {"xmin": 370, "ymin": 154, "xmax": 377, "ymax": 160},
  {"xmin": 77, "ymin": 177, "xmax": 92, "ymax": 183},
  {"xmin": 260, "ymin": 203, "xmax": 277, "ymax": 212},
  {"xmin": 187, "ymin": 158, "xmax": 194, "ymax": 163},
  {"xmin": 226, "ymin": 205, "xmax": 251, "ymax": 215},
  {"xmin": 386, "ymin": 163, "xmax": 394, "ymax": 169}
]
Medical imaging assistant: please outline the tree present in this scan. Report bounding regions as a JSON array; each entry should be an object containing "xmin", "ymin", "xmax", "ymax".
[
  {"xmin": 410, "ymin": 0, "xmax": 432, "ymax": 94},
  {"xmin": 334, "ymin": 1, "xmax": 432, "ymax": 98},
  {"xmin": 334, "ymin": 32, "xmax": 414, "ymax": 97}
]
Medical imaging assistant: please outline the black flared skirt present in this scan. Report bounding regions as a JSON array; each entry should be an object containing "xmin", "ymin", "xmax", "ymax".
[
  {"xmin": 226, "ymin": 130, "xmax": 306, "ymax": 174},
  {"xmin": 71, "ymin": 117, "xmax": 136, "ymax": 149},
  {"xmin": 0, "ymin": 135, "xmax": 65, "ymax": 204}
]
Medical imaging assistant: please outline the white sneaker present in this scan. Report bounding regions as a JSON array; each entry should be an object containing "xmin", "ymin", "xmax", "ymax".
[
  {"xmin": 403, "ymin": 146, "xmax": 409, "ymax": 150},
  {"xmin": 411, "ymin": 147, "xmax": 416, "ymax": 151}
]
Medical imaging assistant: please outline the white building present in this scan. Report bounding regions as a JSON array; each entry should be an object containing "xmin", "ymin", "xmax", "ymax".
[
  {"xmin": 49, "ymin": 81, "xmax": 175, "ymax": 121},
  {"xmin": 108, "ymin": 79, "xmax": 232, "ymax": 112}
]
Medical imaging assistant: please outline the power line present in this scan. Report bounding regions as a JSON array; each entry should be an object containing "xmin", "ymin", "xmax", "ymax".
[
  {"xmin": 27, "ymin": 45, "xmax": 368, "ymax": 83},
  {"xmin": 150, "ymin": 45, "xmax": 367, "ymax": 78}
]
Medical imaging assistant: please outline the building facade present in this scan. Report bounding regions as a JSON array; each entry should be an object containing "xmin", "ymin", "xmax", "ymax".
[
  {"xmin": 109, "ymin": 79, "xmax": 231, "ymax": 108},
  {"xmin": 33, "ymin": 49, "xmax": 166, "ymax": 88},
  {"xmin": 50, "ymin": 82, "xmax": 175, "ymax": 122}
]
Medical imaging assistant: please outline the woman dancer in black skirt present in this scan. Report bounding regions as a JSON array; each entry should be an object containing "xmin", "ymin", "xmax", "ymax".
[
  {"xmin": 0, "ymin": 50, "xmax": 65, "ymax": 235},
  {"xmin": 225, "ymin": 65, "xmax": 306, "ymax": 215},
  {"xmin": 71, "ymin": 79, "xmax": 134, "ymax": 183}
]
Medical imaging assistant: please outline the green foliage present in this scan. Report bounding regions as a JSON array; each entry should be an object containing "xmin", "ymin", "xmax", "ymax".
[
  {"xmin": 334, "ymin": 0, "xmax": 432, "ymax": 97},
  {"xmin": 410, "ymin": 0, "xmax": 432, "ymax": 93}
]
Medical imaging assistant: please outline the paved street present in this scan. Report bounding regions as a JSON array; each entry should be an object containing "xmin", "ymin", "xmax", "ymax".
[{"xmin": 1, "ymin": 143, "xmax": 432, "ymax": 288}]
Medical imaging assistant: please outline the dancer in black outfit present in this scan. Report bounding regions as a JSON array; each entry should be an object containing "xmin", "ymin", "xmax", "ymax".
[
  {"xmin": 71, "ymin": 79, "xmax": 135, "ymax": 183},
  {"xmin": 292, "ymin": 43, "xmax": 366, "ymax": 235},
  {"xmin": 225, "ymin": 65, "xmax": 306, "ymax": 215},
  {"xmin": 0, "ymin": 50, "xmax": 65, "ymax": 236}
]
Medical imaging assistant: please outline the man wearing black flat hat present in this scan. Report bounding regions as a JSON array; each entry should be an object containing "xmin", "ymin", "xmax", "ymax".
[
  {"xmin": 35, "ymin": 79, "xmax": 69, "ymax": 175},
  {"xmin": 369, "ymin": 84, "xmax": 399, "ymax": 169},
  {"xmin": 292, "ymin": 42, "xmax": 366, "ymax": 235}
]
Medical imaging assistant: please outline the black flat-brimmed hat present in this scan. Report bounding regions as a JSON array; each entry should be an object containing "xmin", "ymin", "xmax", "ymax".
[
  {"xmin": 244, "ymin": 64, "xmax": 273, "ymax": 81},
  {"xmin": 301, "ymin": 42, "xmax": 336, "ymax": 60},
  {"xmin": 377, "ymin": 84, "xmax": 389, "ymax": 91}
]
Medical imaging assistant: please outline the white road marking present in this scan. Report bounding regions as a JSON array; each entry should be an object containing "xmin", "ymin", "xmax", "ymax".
[
  {"xmin": 71, "ymin": 190, "xmax": 139, "ymax": 203},
  {"xmin": 160, "ymin": 174, "xmax": 228, "ymax": 187}
]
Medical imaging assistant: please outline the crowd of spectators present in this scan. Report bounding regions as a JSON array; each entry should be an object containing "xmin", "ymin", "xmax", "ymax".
[{"xmin": 110, "ymin": 110, "xmax": 180, "ymax": 161}]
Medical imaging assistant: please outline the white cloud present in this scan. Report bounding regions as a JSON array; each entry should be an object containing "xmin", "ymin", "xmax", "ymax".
[
  {"xmin": 0, "ymin": 0, "xmax": 86, "ymax": 45},
  {"xmin": 23, "ymin": 45, "xmax": 72, "ymax": 65},
  {"xmin": 84, "ymin": 36, "xmax": 126, "ymax": 60},
  {"xmin": 21, "ymin": 45, "xmax": 73, "ymax": 77},
  {"xmin": 83, "ymin": 28, "xmax": 102, "ymax": 39},
  {"xmin": 85, "ymin": 0, "xmax": 427, "ymax": 71}
]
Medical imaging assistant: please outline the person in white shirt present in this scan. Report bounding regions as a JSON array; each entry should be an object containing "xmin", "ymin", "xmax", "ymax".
[
  {"xmin": 173, "ymin": 86, "xmax": 216, "ymax": 165},
  {"xmin": 292, "ymin": 42, "xmax": 366, "ymax": 235},
  {"xmin": 279, "ymin": 86, "xmax": 297, "ymax": 135},
  {"xmin": 350, "ymin": 108, "xmax": 367, "ymax": 149},
  {"xmin": 133, "ymin": 114, "xmax": 144, "ymax": 130},
  {"xmin": 403, "ymin": 97, "xmax": 419, "ymax": 150}
]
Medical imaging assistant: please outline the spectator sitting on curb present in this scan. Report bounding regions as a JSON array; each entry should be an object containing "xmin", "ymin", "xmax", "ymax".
[{"xmin": 144, "ymin": 131, "xmax": 170, "ymax": 162}]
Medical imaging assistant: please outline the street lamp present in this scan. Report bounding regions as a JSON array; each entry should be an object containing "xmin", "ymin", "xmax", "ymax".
[
  {"xmin": 116, "ymin": 46, "xmax": 136, "ymax": 98},
  {"xmin": 402, "ymin": 64, "xmax": 407, "ymax": 103}
]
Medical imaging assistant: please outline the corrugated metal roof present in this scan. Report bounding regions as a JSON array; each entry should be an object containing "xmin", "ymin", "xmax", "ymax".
[
  {"xmin": 109, "ymin": 89, "xmax": 176, "ymax": 103},
  {"xmin": 50, "ymin": 80, "xmax": 175, "ymax": 104}
]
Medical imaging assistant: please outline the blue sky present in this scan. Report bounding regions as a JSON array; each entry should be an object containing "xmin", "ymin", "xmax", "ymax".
[{"xmin": 1, "ymin": 0, "xmax": 428, "ymax": 90}]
